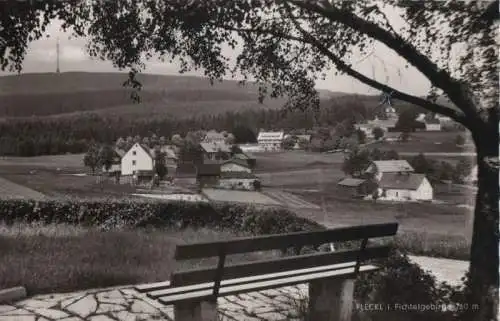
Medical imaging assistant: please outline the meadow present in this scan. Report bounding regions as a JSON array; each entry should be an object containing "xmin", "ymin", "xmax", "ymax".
[
  {"xmin": 372, "ymin": 131, "xmax": 475, "ymax": 154},
  {"xmin": 0, "ymin": 150, "xmax": 475, "ymax": 243},
  {"xmin": 0, "ymin": 223, "xmax": 271, "ymax": 295}
]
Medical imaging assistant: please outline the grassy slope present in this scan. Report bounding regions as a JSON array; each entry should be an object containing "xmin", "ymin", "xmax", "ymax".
[
  {"xmin": 0, "ymin": 72, "xmax": 346, "ymax": 119},
  {"xmin": 0, "ymin": 225, "xmax": 271, "ymax": 295},
  {"xmin": 1, "ymin": 71, "xmax": 454, "ymax": 119}
]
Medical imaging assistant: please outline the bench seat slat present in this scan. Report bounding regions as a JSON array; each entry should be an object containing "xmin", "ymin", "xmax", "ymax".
[
  {"xmin": 136, "ymin": 281, "xmax": 171, "ymax": 293},
  {"xmin": 149, "ymin": 262, "xmax": 357, "ymax": 299},
  {"xmin": 158, "ymin": 264, "xmax": 380, "ymax": 305}
]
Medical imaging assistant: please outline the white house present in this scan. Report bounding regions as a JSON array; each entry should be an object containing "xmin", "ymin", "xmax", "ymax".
[
  {"xmin": 202, "ymin": 130, "xmax": 226, "ymax": 144},
  {"xmin": 416, "ymin": 113, "xmax": 426, "ymax": 122},
  {"xmin": 425, "ymin": 118, "xmax": 442, "ymax": 131},
  {"xmin": 436, "ymin": 115, "xmax": 454, "ymax": 124},
  {"xmin": 355, "ymin": 118, "xmax": 398, "ymax": 138},
  {"xmin": 365, "ymin": 160, "xmax": 414, "ymax": 181},
  {"xmin": 238, "ymin": 143, "xmax": 264, "ymax": 153},
  {"xmin": 377, "ymin": 173, "xmax": 433, "ymax": 201},
  {"xmin": 121, "ymin": 143, "xmax": 154, "ymax": 176},
  {"xmin": 220, "ymin": 159, "xmax": 252, "ymax": 173},
  {"xmin": 155, "ymin": 145, "xmax": 179, "ymax": 166},
  {"xmin": 257, "ymin": 131, "xmax": 285, "ymax": 151}
]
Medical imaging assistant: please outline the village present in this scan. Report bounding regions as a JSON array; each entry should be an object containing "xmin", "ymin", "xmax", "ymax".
[{"xmin": 81, "ymin": 103, "xmax": 476, "ymax": 210}]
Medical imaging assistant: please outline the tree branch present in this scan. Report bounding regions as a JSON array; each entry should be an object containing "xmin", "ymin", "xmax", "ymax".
[
  {"xmin": 282, "ymin": 2, "xmax": 468, "ymax": 126},
  {"xmin": 289, "ymin": 1, "xmax": 480, "ymax": 122}
]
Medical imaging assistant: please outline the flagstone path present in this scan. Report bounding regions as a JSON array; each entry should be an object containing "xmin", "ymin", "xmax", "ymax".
[
  {"xmin": 0, "ymin": 284, "xmax": 308, "ymax": 321},
  {"xmin": 0, "ymin": 256, "xmax": 476, "ymax": 321}
]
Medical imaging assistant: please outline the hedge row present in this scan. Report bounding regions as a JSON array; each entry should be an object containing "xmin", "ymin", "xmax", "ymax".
[{"xmin": 0, "ymin": 198, "xmax": 324, "ymax": 235}]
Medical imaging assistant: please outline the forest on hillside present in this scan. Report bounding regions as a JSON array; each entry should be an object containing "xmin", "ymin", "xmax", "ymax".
[{"xmin": 0, "ymin": 96, "xmax": 433, "ymax": 156}]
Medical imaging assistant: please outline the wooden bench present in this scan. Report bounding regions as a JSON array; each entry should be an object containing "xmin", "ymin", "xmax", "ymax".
[{"xmin": 136, "ymin": 222, "xmax": 398, "ymax": 321}]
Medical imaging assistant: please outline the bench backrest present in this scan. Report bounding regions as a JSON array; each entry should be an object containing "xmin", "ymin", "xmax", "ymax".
[{"xmin": 172, "ymin": 222, "xmax": 398, "ymax": 295}]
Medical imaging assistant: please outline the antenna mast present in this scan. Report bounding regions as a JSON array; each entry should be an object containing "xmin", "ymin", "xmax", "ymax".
[{"xmin": 56, "ymin": 37, "xmax": 60, "ymax": 73}]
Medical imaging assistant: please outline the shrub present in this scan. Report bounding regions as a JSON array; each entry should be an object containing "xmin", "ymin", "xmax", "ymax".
[
  {"xmin": 354, "ymin": 249, "xmax": 465, "ymax": 321},
  {"xmin": 0, "ymin": 198, "xmax": 323, "ymax": 236}
]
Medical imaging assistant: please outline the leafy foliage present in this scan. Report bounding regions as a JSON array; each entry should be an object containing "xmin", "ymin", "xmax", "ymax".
[
  {"xmin": 342, "ymin": 148, "xmax": 371, "ymax": 177},
  {"xmin": 355, "ymin": 249, "xmax": 465, "ymax": 321},
  {"xmin": 0, "ymin": 198, "xmax": 323, "ymax": 236},
  {"xmin": 83, "ymin": 144, "xmax": 100, "ymax": 174},
  {"xmin": 372, "ymin": 127, "xmax": 385, "ymax": 140}
]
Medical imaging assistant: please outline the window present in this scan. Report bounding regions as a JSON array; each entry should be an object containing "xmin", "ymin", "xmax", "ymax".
[
  {"xmin": 132, "ymin": 151, "xmax": 137, "ymax": 156},
  {"xmin": 132, "ymin": 160, "xmax": 136, "ymax": 166}
]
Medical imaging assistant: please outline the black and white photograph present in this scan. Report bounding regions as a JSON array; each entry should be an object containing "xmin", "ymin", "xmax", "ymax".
[{"xmin": 0, "ymin": 1, "xmax": 498, "ymax": 320}]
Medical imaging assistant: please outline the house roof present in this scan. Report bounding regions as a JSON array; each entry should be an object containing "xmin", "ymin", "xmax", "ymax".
[
  {"xmin": 368, "ymin": 160, "xmax": 414, "ymax": 173},
  {"xmin": 220, "ymin": 172, "xmax": 257, "ymax": 179},
  {"xmin": 200, "ymin": 142, "xmax": 231, "ymax": 153},
  {"xmin": 338, "ymin": 178, "xmax": 367, "ymax": 187},
  {"xmin": 385, "ymin": 132, "xmax": 401, "ymax": 138},
  {"xmin": 203, "ymin": 130, "xmax": 226, "ymax": 141},
  {"xmin": 114, "ymin": 148, "xmax": 126, "ymax": 157},
  {"xmin": 426, "ymin": 118, "xmax": 441, "ymax": 124},
  {"xmin": 150, "ymin": 145, "xmax": 178, "ymax": 159},
  {"xmin": 233, "ymin": 153, "xmax": 249, "ymax": 160},
  {"xmin": 296, "ymin": 134, "xmax": 311, "ymax": 141},
  {"xmin": 125, "ymin": 143, "xmax": 153, "ymax": 159},
  {"xmin": 257, "ymin": 131, "xmax": 285, "ymax": 140},
  {"xmin": 196, "ymin": 164, "xmax": 221, "ymax": 176},
  {"xmin": 379, "ymin": 173, "xmax": 427, "ymax": 190},
  {"xmin": 222, "ymin": 158, "xmax": 250, "ymax": 168}
]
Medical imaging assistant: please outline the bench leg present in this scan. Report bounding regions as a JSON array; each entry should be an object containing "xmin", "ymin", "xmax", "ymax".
[
  {"xmin": 308, "ymin": 278, "xmax": 355, "ymax": 321},
  {"xmin": 174, "ymin": 300, "xmax": 218, "ymax": 321}
]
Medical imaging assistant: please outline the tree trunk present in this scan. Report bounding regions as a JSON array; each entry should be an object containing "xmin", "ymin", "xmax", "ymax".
[{"xmin": 462, "ymin": 125, "xmax": 499, "ymax": 321}]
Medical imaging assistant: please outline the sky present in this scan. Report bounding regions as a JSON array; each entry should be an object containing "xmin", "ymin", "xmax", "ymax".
[{"xmin": 0, "ymin": 16, "xmax": 433, "ymax": 96}]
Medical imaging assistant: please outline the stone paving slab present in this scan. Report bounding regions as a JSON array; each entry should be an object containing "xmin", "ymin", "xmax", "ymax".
[{"xmin": 0, "ymin": 285, "xmax": 308, "ymax": 321}]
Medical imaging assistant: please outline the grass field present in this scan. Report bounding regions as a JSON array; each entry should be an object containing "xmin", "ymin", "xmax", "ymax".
[
  {"xmin": 0, "ymin": 154, "xmax": 85, "ymax": 171},
  {"xmin": 0, "ymin": 224, "xmax": 273, "ymax": 295},
  {"xmin": 0, "ymin": 154, "xmax": 137, "ymax": 198},
  {"xmin": 253, "ymin": 151, "xmax": 344, "ymax": 172},
  {"xmin": 372, "ymin": 131, "xmax": 475, "ymax": 154},
  {"xmin": 0, "ymin": 167, "xmax": 136, "ymax": 198},
  {"xmin": 0, "ymin": 176, "xmax": 46, "ymax": 200}
]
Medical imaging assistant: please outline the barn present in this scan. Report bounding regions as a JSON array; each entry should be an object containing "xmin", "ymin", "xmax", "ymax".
[{"xmin": 337, "ymin": 178, "xmax": 377, "ymax": 198}]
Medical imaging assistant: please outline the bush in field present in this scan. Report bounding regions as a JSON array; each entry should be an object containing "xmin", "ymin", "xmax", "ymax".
[{"xmin": 354, "ymin": 249, "xmax": 464, "ymax": 321}]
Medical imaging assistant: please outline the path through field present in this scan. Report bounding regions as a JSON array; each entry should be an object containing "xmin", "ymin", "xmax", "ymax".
[
  {"xmin": 0, "ymin": 176, "xmax": 45, "ymax": 200},
  {"xmin": 264, "ymin": 189, "xmax": 321, "ymax": 209}
]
